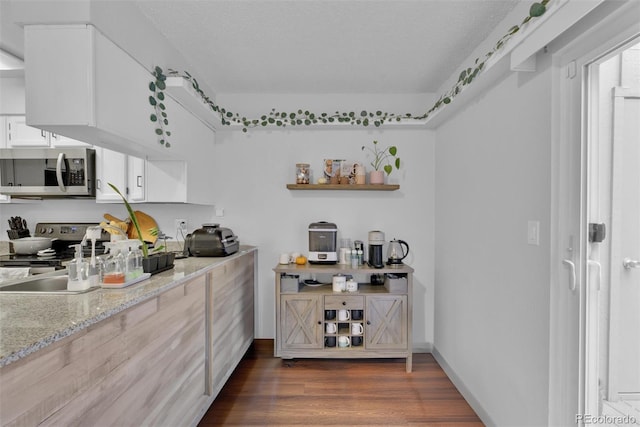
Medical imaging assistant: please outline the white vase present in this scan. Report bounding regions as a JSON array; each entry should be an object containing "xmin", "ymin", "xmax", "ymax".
[{"xmin": 369, "ymin": 170, "xmax": 385, "ymax": 184}]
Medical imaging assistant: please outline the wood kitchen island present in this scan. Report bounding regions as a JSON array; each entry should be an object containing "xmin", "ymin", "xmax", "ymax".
[{"xmin": 0, "ymin": 247, "xmax": 256, "ymax": 426}]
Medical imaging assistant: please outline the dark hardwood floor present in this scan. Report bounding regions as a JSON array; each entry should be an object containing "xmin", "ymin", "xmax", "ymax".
[{"xmin": 198, "ymin": 339, "xmax": 483, "ymax": 426}]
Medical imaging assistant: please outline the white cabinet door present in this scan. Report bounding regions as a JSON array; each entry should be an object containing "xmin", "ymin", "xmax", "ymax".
[
  {"xmin": 0, "ymin": 116, "xmax": 6, "ymax": 148},
  {"xmin": 95, "ymin": 146, "xmax": 127, "ymax": 202},
  {"xmin": 6, "ymin": 116, "xmax": 49, "ymax": 147},
  {"xmin": 95, "ymin": 147, "xmax": 146, "ymax": 203},
  {"xmin": 127, "ymin": 156, "xmax": 145, "ymax": 202}
]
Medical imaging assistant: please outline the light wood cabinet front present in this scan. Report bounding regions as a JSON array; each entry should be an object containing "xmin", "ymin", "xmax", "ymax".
[
  {"xmin": 281, "ymin": 294, "xmax": 323, "ymax": 350},
  {"xmin": 366, "ymin": 295, "xmax": 408, "ymax": 350},
  {"xmin": 0, "ymin": 276, "xmax": 207, "ymax": 426},
  {"xmin": 208, "ymin": 252, "xmax": 256, "ymax": 397}
]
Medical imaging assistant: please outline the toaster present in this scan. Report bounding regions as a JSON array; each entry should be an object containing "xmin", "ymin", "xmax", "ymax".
[{"xmin": 184, "ymin": 224, "xmax": 239, "ymax": 257}]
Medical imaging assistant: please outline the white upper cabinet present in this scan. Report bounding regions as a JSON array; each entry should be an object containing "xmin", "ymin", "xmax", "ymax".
[
  {"xmin": 95, "ymin": 146, "xmax": 145, "ymax": 203},
  {"xmin": 24, "ymin": 24, "xmax": 168, "ymax": 160},
  {"xmin": 23, "ymin": 24, "xmax": 216, "ymax": 205},
  {"xmin": 4, "ymin": 116, "xmax": 89, "ymax": 148},
  {"xmin": 6, "ymin": 116, "xmax": 49, "ymax": 147}
]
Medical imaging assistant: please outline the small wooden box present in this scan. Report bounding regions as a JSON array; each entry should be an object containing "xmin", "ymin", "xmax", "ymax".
[
  {"xmin": 281, "ymin": 275, "xmax": 300, "ymax": 293},
  {"xmin": 384, "ymin": 274, "xmax": 407, "ymax": 293}
]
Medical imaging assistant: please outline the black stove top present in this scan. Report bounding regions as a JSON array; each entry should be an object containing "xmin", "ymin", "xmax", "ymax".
[
  {"xmin": 1, "ymin": 222, "xmax": 110, "ymax": 268},
  {"xmin": 0, "ymin": 253, "xmax": 65, "ymax": 268}
]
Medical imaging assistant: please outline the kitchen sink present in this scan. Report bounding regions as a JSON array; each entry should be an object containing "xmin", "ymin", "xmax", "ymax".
[{"xmin": 0, "ymin": 274, "xmax": 98, "ymax": 295}]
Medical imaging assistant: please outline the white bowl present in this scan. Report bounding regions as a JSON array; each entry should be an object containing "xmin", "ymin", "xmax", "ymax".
[{"xmin": 11, "ymin": 237, "xmax": 54, "ymax": 255}]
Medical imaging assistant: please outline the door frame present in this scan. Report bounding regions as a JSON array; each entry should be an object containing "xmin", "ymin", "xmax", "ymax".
[{"xmin": 549, "ymin": 2, "xmax": 640, "ymax": 425}]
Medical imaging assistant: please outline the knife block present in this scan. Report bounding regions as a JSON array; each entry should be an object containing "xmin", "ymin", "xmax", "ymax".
[{"xmin": 7, "ymin": 229, "xmax": 30, "ymax": 240}]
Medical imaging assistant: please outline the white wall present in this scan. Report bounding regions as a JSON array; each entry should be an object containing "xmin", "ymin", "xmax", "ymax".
[
  {"xmin": 214, "ymin": 93, "xmax": 436, "ymax": 345},
  {"xmin": 434, "ymin": 53, "xmax": 552, "ymax": 425}
]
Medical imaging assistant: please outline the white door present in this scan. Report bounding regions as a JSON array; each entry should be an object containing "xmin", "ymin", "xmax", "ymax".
[
  {"xmin": 608, "ymin": 87, "xmax": 640, "ymax": 401},
  {"xmin": 549, "ymin": 53, "xmax": 585, "ymax": 426}
]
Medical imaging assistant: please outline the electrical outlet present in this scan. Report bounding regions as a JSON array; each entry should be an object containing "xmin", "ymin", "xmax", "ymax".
[{"xmin": 175, "ymin": 219, "xmax": 187, "ymax": 234}]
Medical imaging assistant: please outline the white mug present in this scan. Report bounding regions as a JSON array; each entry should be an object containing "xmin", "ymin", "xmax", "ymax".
[
  {"xmin": 351, "ymin": 322, "xmax": 363, "ymax": 335},
  {"xmin": 325, "ymin": 322, "xmax": 337, "ymax": 334},
  {"xmin": 346, "ymin": 279, "xmax": 358, "ymax": 292},
  {"xmin": 279, "ymin": 253, "xmax": 290, "ymax": 264},
  {"xmin": 338, "ymin": 309, "xmax": 350, "ymax": 321},
  {"xmin": 338, "ymin": 336, "xmax": 350, "ymax": 348}
]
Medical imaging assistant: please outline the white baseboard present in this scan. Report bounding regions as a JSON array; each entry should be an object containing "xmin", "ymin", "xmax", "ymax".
[
  {"xmin": 413, "ymin": 342, "xmax": 433, "ymax": 353},
  {"xmin": 431, "ymin": 346, "xmax": 496, "ymax": 427}
]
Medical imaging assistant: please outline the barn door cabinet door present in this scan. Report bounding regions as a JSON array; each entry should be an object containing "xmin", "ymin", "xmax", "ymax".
[
  {"xmin": 365, "ymin": 295, "xmax": 408, "ymax": 350},
  {"xmin": 280, "ymin": 294, "xmax": 323, "ymax": 350}
]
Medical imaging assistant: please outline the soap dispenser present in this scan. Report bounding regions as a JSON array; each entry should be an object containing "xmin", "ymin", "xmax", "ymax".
[{"xmin": 67, "ymin": 244, "xmax": 90, "ymax": 291}]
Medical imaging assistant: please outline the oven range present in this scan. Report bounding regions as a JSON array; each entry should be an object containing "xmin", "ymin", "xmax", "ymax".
[{"xmin": 0, "ymin": 223, "xmax": 110, "ymax": 274}]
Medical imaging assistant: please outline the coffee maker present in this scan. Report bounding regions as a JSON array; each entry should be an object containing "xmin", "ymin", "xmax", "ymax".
[
  {"xmin": 367, "ymin": 230, "xmax": 385, "ymax": 268},
  {"xmin": 308, "ymin": 221, "xmax": 338, "ymax": 264}
]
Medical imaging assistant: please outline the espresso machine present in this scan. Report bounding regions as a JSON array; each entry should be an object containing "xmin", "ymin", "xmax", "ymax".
[{"xmin": 367, "ymin": 230, "xmax": 385, "ymax": 268}]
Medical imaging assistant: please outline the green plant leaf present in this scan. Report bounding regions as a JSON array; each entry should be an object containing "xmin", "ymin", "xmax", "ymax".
[
  {"xmin": 148, "ymin": 82, "xmax": 156, "ymax": 91},
  {"xmin": 156, "ymin": 80, "xmax": 166, "ymax": 90},
  {"xmin": 157, "ymin": 92, "xmax": 165, "ymax": 100},
  {"xmin": 389, "ymin": 146, "xmax": 397, "ymax": 156},
  {"xmin": 107, "ymin": 182, "xmax": 148, "ymax": 258},
  {"xmin": 150, "ymin": 114, "xmax": 157, "ymax": 122},
  {"xmin": 149, "ymin": 96, "xmax": 157, "ymax": 106},
  {"xmin": 155, "ymin": 128, "xmax": 163, "ymax": 135},
  {"xmin": 383, "ymin": 164, "xmax": 392, "ymax": 175},
  {"xmin": 529, "ymin": 2, "xmax": 546, "ymax": 17},
  {"xmin": 395, "ymin": 158, "xmax": 401, "ymax": 169}
]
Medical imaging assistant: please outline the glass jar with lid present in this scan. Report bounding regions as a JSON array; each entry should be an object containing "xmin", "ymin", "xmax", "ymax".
[{"xmin": 296, "ymin": 163, "xmax": 310, "ymax": 184}]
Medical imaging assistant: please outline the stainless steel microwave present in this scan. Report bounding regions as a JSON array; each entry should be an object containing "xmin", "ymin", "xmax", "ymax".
[{"xmin": 0, "ymin": 148, "xmax": 96, "ymax": 198}]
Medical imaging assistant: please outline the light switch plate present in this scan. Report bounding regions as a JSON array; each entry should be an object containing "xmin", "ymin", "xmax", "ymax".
[{"xmin": 527, "ymin": 220, "xmax": 540, "ymax": 245}]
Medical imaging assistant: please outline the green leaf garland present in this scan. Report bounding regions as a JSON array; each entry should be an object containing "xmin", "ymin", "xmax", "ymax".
[{"xmin": 148, "ymin": 1, "xmax": 549, "ymax": 141}]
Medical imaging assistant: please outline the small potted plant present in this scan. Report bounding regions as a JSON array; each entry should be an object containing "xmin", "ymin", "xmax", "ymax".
[
  {"xmin": 361, "ymin": 140, "xmax": 400, "ymax": 184},
  {"xmin": 108, "ymin": 183, "xmax": 173, "ymax": 274}
]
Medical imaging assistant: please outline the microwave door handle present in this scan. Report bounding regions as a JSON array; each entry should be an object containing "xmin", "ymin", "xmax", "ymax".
[{"xmin": 56, "ymin": 153, "xmax": 67, "ymax": 192}]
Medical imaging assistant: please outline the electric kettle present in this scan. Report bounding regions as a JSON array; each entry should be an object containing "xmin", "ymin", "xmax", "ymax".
[{"xmin": 387, "ymin": 239, "xmax": 409, "ymax": 264}]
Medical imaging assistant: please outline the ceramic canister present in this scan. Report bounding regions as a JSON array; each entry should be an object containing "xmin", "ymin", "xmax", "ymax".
[{"xmin": 332, "ymin": 274, "xmax": 347, "ymax": 292}]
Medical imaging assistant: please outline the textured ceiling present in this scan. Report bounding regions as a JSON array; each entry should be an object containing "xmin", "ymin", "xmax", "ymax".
[{"xmin": 136, "ymin": 0, "xmax": 519, "ymax": 94}]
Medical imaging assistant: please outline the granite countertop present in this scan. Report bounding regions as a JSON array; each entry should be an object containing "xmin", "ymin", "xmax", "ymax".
[{"xmin": 0, "ymin": 246, "xmax": 256, "ymax": 368}]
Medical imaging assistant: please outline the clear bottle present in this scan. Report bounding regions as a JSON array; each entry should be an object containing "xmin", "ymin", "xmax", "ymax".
[
  {"xmin": 67, "ymin": 244, "xmax": 90, "ymax": 291},
  {"xmin": 351, "ymin": 249, "xmax": 359, "ymax": 268},
  {"xmin": 125, "ymin": 243, "xmax": 143, "ymax": 280},
  {"xmin": 102, "ymin": 244, "xmax": 126, "ymax": 284}
]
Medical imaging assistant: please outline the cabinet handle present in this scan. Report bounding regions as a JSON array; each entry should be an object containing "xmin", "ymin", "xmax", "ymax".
[
  {"xmin": 317, "ymin": 321, "xmax": 322, "ymax": 325},
  {"xmin": 137, "ymin": 176, "xmax": 143, "ymax": 187},
  {"xmin": 366, "ymin": 320, "xmax": 371, "ymax": 325},
  {"xmin": 41, "ymin": 129, "xmax": 46, "ymax": 138},
  {"xmin": 342, "ymin": 301, "xmax": 346, "ymax": 306},
  {"xmin": 96, "ymin": 179, "xmax": 101, "ymax": 190}
]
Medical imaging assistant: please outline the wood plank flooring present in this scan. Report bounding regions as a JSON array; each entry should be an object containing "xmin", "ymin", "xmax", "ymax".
[{"xmin": 198, "ymin": 339, "xmax": 483, "ymax": 426}]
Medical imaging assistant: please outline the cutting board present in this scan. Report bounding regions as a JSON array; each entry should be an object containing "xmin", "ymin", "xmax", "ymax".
[{"xmin": 103, "ymin": 211, "xmax": 159, "ymax": 244}]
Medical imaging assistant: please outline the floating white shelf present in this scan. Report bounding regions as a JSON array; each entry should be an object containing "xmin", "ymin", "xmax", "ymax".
[{"xmin": 164, "ymin": 76, "xmax": 230, "ymax": 131}]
